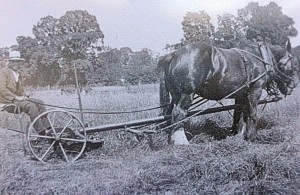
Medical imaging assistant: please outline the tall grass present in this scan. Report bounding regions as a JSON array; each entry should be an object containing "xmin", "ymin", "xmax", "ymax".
[
  {"xmin": 30, "ymin": 84, "xmax": 164, "ymax": 154},
  {"xmin": 34, "ymin": 84, "xmax": 160, "ymax": 126}
]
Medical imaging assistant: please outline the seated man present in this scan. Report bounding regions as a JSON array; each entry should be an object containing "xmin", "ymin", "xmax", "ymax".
[{"xmin": 0, "ymin": 51, "xmax": 50, "ymax": 135}]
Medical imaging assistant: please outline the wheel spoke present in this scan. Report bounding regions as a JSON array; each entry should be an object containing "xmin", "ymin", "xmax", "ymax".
[
  {"xmin": 58, "ymin": 142, "xmax": 69, "ymax": 162},
  {"xmin": 41, "ymin": 141, "xmax": 56, "ymax": 160},
  {"xmin": 46, "ymin": 115, "xmax": 57, "ymax": 136},
  {"xmin": 49, "ymin": 111, "xmax": 56, "ymax": 126},
  {"xmin": 60, "ymin": 137, "xmax": 86, "ymax": 142},
  {"xmin": 30, "ymin": 134, "xmax": 54, "ymax": 140},
  {"xmin": 59, "ymin": 118, "xmax": 74, "ymax": 135}
]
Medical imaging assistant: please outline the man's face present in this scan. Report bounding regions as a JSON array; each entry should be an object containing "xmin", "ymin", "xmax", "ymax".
[{"xmin": 7, "ymin": 60, "xmax": 23, "ymax": 72}]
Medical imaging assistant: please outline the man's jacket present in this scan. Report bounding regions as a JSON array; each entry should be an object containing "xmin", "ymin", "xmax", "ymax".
[{"xmin": 0, "ymin": 67, "xmax": 25, "ymax": 103}]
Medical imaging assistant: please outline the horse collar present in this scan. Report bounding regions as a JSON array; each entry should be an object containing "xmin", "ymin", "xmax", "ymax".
[{"xmin": 257, "ymin": 42, "xmax": 276, "ymax": 73}]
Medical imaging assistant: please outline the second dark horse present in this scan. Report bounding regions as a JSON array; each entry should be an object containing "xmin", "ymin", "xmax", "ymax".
[{"xmin": 158, "ymin": 40, "xmax": 298, "ymax": 145}]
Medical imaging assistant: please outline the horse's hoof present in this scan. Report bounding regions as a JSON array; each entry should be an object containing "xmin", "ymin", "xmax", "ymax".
[
  {"xmin": 240, "ymin": 132, "xmax": 257, "ymax": 142},
  {"xmin": 170, "ymin": 129, "xmax": 189, "ymax": 145}
]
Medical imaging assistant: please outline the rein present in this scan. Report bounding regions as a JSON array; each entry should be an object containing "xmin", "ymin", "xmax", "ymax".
[{"xmin": 27, "ymin": 99, "xmax": 169, "ymax": 115}]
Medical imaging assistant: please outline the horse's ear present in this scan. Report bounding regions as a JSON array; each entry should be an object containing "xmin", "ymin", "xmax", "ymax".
[{"xmin": 286, "ymin": 38, "xmax": 291, "ymax": 52}]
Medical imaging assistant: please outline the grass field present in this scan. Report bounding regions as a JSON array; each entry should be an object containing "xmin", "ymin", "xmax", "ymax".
[{"xmin": 0, "ymin": 84, "xmax": 299, "ymax": 194}]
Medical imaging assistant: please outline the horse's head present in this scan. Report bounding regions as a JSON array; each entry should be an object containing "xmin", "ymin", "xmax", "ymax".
[{"xmin": 270, "ymin": 39, "xmax": 299, "ymax": 95}]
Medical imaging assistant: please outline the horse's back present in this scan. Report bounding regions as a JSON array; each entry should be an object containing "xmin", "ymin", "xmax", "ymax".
[{"xmin": 167, "ymin": 43, "xmax": 253, "ymax": 98}]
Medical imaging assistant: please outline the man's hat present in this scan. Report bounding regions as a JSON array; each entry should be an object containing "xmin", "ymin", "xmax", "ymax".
[{"xmin": 7, "ymin": 51, "xmax": 24, "ymax": 61}]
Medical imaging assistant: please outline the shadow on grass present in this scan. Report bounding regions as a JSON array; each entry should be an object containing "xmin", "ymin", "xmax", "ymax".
[
  {"xmin": 187, "ymin": 117, "xmax": 281, "ymax": 144},
  {"xmin": 187, "ymin": 119, "xmax": 231, "ymax": 141}
]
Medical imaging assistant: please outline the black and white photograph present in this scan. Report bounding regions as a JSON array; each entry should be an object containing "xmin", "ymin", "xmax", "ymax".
[{"xmin": 0, "ymin": 0, "xmax": 300, "ymax": 194}]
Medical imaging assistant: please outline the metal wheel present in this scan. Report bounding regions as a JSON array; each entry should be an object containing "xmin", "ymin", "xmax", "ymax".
[{"xmin": 28, "ymin": 109, "xmax": 87, "ymax": 163}]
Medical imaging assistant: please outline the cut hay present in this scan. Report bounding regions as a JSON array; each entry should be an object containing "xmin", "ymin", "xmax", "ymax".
[
  {"xmin": 0, "ymin": 120, "xmax": 299, "ymax": 194},
  {"xmin": 0, "ymin": 86, "xmax": 300, "ymax": 194}
]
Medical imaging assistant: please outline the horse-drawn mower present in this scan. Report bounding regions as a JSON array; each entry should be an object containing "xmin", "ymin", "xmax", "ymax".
[{"xmin": 23, "ymin": 95, "xmax": 280, "ymax": 163}]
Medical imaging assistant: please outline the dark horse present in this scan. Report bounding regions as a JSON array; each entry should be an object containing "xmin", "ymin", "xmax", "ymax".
[{"xmin": 158, "ymin": 40, "xmax": 298, "ymax": 145}]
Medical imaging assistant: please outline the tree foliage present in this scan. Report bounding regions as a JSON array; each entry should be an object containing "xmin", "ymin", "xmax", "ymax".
[
  {"xmin": 93, "ymin": 48, "xmax": 159, "ymax": 86},
  {"xmin": 16, "ymin": 36, "xmax": 61, "ymax": 86},
  {"xmin": 181, "ymin": 11, "xmax": 214, "ymax": 45},
  {"xmin": 58, "ymin": 10, "xmax": 104, "ymax": 60},
  {"xmin": 168, "ymin": 2, "xmax": 297, "ymax": 50},
  {"xmin": 0, "ymin": 48, "xmax": 9, "ymax": 62},
  {"xmin": 14, "ymin": 10, "xmax": 105, "ymax": 86},
  {"xmin": 214, "ymin": 13, "xmax": 246, "ymax": 48},
  {"xmin": 33, "ymin": 11, "xmax": 104, "ymax": 61},
  {"xmin": 238, "ymin": 2, "xmax": 297, "ymax": 46}
]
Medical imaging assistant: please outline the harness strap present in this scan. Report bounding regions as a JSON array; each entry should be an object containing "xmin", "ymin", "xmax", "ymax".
[
  {"xmin": 232, "ymin": 48, "xmax": 253, "ymax": 84},
  {"xmin": 235, "ymin": 48, "xmax": 272, "ymax": 66},
  {"xmin": 232, "ymin": 44, "xmax": 294, "ymax": 95},
  {"xmin": 159, "ymin": 71, "xmax": 267, "ymax": 133},
  {"xmin": 237, "ymin": 46, "xmax": 294, "ymax": 84}
]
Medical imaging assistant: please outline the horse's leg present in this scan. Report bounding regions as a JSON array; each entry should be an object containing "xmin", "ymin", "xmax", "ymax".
[
  {"xmin": 231, "ymin": 98, "xmax": 244, "ymax": 135},
  {"xmin": 170, "ymin": 93, "xmax": 194, "ymax": 145},
  {"xmin": 165, "ymin": 101, "xmax": 174, "ymax": 126},
  {"xmin": 242, "ymin": 88, "xmax": 262, "ymax": 141},
  {"xmin": 159, "ymin": 72, "xmax": 174, "ymax": 117}
]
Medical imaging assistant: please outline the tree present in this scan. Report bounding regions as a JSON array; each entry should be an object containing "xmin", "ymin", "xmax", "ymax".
[
  {"xmin": 16, "ymin": 36, "xmax": 61, "ymax": 86},
  {"xmin": 126, "ymin": 48, "xmax": 158, "ymax": 84},
  {"xmin": 33, "ymin": 11, "xmax": 104, "ymax": 61},
  {"xmin": 214, "ymin": 13, "xmax": 246, "ymax": 48},
  {"xmin": 31, "ymin": 10, "xmax": 104, "ymax": 86},
  {"xmin": 32, "ymin": 16, "xmax": 60, "ymax": 47},
  {"xmin": 292, "ymin": 46, "xmax": 300, "ymax": 79},
  {"xmin": 181, "ymin": 11, "xmax": 214, "ymax": 45},
  {"xmin": 59, "ymin": 59, "xmax": 94, "ymax": 87},
  {"xmin": 0, "ymin": 48, "xmax": 9, "ymax": 62},
  {"xmin": 167, "ymin": 2, "xmax": 297, "ymax": 52},
  {"xmin": 92, "ymin": 47, "xmax": 159, "ymax": 86},
  {"xmin": 237, "ymin": 2, "xmax": 297, "ymax": 46},
  {"xmin": 30, "ymin": 47, "xmax": 61, "ymax": 86},
  {"xmin": 17, "ymin": 36, "xmax": 39, "ymax": 59},
  {"xmin": 58, "ymin": 10, "xmax": 104, "ymax": 61}
]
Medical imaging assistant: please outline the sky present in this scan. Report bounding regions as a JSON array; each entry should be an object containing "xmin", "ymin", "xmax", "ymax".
[{"xmin": 0, "ymin": 0, "xmax": 300, "ymax": 53}]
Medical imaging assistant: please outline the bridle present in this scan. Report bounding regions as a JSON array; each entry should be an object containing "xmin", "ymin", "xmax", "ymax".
[
  {"xmin": 274, "ymin": 52, "xmax": 297, "ymax": 89},
  {"xmin": 257, "ymin": 42, "xmax": 297, "ymax": 90},
  {"xmin": 234, "ymin": 42, "xmax": 297, "ymax": 95}
]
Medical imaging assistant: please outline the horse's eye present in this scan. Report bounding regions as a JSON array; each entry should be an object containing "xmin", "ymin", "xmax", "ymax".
[{"xmin": 294, "ymin": 66, "xmax": 298, "ymax": 71}]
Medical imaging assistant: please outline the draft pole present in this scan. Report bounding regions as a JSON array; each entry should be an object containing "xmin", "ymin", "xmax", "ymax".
[{"xmin": 73, "ymin": 62, "xmax": 85, "ymax": 124}]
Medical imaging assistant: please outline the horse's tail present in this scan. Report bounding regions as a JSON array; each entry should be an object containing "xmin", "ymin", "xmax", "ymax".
[{"xmin": 157, "ymin": 52, "xmax": 175, "ymax": 116}]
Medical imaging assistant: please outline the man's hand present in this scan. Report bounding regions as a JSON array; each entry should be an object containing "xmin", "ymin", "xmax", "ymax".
[{"xmin": 14, "ymin": 96, "xmax": 28, "ymax": 101}]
